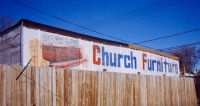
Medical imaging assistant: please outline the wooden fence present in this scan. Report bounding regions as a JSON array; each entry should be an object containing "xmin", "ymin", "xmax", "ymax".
[{"xmin": 0, "ymin": 64, "xmax": 197, "ymax": 106}]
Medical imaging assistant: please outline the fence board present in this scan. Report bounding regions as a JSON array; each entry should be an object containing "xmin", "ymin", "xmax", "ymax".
[
  {"xmin": 31, "ymin": 66, "xmax": 36, "ymax": 106},
  {"xmin": 26, "ymin": 67, "xmax": 31, "ymax": 106},
  {"xmin": 21, "ymin": 66, "xmax": 27, "ymax": 106},
  {"xmin": 56, "ymin": 68, "xmax": 61, "ymax": 106},
  {"xmin": 0, "ymin": 65, "xmax": 6, "ymax": 106},
  {"xmin": 6, "ymin": 65, "xmax": 12, "ymax": 106},
  {"xmin": 52, "ymin": 68, "xmax": 56, "ymax": 106},
  {"xmin": 0, "ymin": 65, "xmax": 4, "ymax": 106},
  {"xmin": 60, "ymin": 68, "xmax": 64, "ymax": 106},
  {"xmin": 14, "ymin": 65, "xmax": 22, "ymax": 106},
  {"xmin": 11, "ymin": 65, "xmax": 17, "ymax": 106},
  {"xmin": 35, "ymin": 67, "xmax": 40, "ymax": 106},
  {"xmin": 48, "ymin": 67, "xmax": 52, "ymax": 106},
  {"xmin": 39, "ymin": 67, "xmax": 44, "ymax": 106},
  {"xmin": 43, "ymin": 67, "xmax": 48, "ymax": 106},
  {"xmin": 0, "ymin": 64, "xmax": 197, "ymax": 106}
]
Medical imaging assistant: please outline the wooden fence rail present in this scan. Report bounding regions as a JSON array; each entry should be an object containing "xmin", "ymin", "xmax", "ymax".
[{"xmin": 0, "ymin": 64, "xmax": 197, "ymax": 106}]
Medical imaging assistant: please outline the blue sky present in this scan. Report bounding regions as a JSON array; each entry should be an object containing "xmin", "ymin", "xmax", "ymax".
[{"xmin": 1, "ymin": 0, "xmax": 200, "ymax": 50}]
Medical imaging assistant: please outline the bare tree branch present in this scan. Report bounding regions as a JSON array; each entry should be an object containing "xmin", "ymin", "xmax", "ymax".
[
  {"xmin": 0, "ymin": 16, "xmax": 14, "ymax": 33},
  {"xmin": 170, "ymin": 46, "xmax": 200, "ymax": 74}
]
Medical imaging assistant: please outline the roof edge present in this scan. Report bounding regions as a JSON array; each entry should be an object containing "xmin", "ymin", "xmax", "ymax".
[
  {"xmin": 0, "ymin": 19, "xmax": 23, "ymax": 37},
  {"xmin": 129, "ymin": 44, "xmax": 179, "ymax": 60},
  {"xmin": 0, "ymin": 19, "xmax": 179, "ymax": 60},
  {"xmin": 20, "ymin": 19, "xmax": 128, "ymax": 47}
]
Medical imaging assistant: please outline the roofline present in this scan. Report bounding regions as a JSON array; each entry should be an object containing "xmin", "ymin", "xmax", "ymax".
[
  {"xmin": 21, "ymin": 19, "xmax": 128, "ymax": 47},
  {"xmin": 129, "ymin": 44, "xmax": 179, "ymax": 60},
  {"xmin": 0, "ymin": 20, "xmax": 21, "ymax": 37},
  {"xmin": 0, "ymin": 19, "xmax": 128, "ymax": 47},
  {"xmin": 0, "ymin": 19, "xmax": 178, "ymax": 60}
]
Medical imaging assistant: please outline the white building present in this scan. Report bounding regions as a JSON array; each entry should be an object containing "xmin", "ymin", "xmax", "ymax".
[{"xmin": 0, "ymin": 19, "xmax": 180, "ymax": 76}]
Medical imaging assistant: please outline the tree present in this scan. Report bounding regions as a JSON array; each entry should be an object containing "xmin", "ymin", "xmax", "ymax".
[
  {"xmin": 0, "ymin": 16, "xmax": 14, "ymax": 33},
  {"xmin": 169, "ymin": 46, "xmax": 200, "ymax": 74}
]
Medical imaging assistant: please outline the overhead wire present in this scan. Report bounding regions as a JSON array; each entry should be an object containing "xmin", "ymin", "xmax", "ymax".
[
  {"xmin": 76, "ymin": 0, "xmax": 185, "ymax": 31},
  {"xmin": 158, "ymin": 41, "xmax": 200, "ymax": 51},
  {"xmin": 10, "ymin": 0, "xmax": 155, "ymax": 49},
  {"xmin": 10, "ymin": 0, "xmax": 133, "ymax": 44},
  {"xmin": 10, "ymin": 0, "xmax": 198, "ymax": 51},
  {"xmin": 132, "ymin": 28, "xmax": 200, "ymax": 44},
  {"xmin": 85, "ymin": 0, "xmax": 172, "ymax": 25},
  {"xmin": 94, "ymin": 0, "xmax": 185, "ymax": 29},
  {"xmin": 74, "ymin": 0, "xmax": 173, "ymax": 30}
]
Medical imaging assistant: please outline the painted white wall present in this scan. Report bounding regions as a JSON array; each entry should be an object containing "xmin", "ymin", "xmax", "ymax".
[
  {"xmin": 21, "ymin": 26, "xmax": 180, "ymax": 76},
  {"xmin": 21, "ymin": 27, "xmax": 40, "ymax": 65}
]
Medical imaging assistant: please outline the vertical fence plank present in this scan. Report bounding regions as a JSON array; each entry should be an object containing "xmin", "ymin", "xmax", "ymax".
[
  {"xmin": 182, "ymin": 77, "xmax": 186, "ymax": 106},
  {"xmin": 0, "ymin": 65, "xmax": 2, "ymax": 83},
  {"xmin": 43, "ymin": 67, "xmax": 48, "ymax": 106},
  {"xmin": 164, "ymin": 76, "xmax": 168, "ymax": 106},
  {"xmin": 75, "ymin": 71, "xmax": 79, "ymax": 106},
  {"xmin": 192, "ymin": 78, "xmax": 198, "ymax": 105},
  {"xmin": 56, "ymin": 68, "xmax": 61, "ymax": 106},
  {"xmin": 169, "ymin": 77, "xmax": 172, "ymax": 106},
  {"xmin": 0, "ymin": 65, "xmax": 6, "ymax": 106},
  {"xmin": 185, "ymin": 77, "xmax": 188, "ymax": 106},
  {"xmin": 35, "ymin": 67, "xmax": 40, "ymax": 106},
  {"xmin": 71, "ymin": 70, "xmax": 75, "ymax": 106},
  {"xmin": 48, "ymin": 67, "xmax": 52, "ymax": 106},
  {"xmin": 31, "ymin": 66, "xmax": 36, "ymax": 106},
  {"xmin": 82, "ymin": 71, "xmax": 86, "ymax": 106},
  {"xmin": 103, "ymin": 72, "xmax": 107, "ymax": 106},
  {"xmin": 11, "ymin": 65, "xmax": 17, "ymax": 106},
  {"xmin": 180, "ymin": 77, "xmax": 184, "ymax": 106},
  {"xmin": 3, "ymin": 65, "xmax": 7, "ymax": 106},
  {"xmin": 118, "ymin": 73, "xmax": 122, "ymax": 106},
  {"xmin": 0, "ymin": 64, "xmax": 2, "ymax": 86},
  {"xmin": 173, "ymin": 77, "xmax": 179, "ymax": 106},
  {"xmin": 60, "ymin": 69, "xmax": 64, "ymax": 106},
  {"xmin": 52, "ymin": 68, "xmax": 56, "ymax": 106},
  {"xmin": 16, "ymin": 65, "xmax": 22, "ymax": 106},
  {"xmin": 21, "ymin": 66, "xmax": 27, "ymax": 106},
  {"xmin": 139, "ymin": 75, "xmax": 147, "ymax": 106},
  {"xmin": 156, "ymin": 76, "xmax": 161, "ymax": 106},
  {"xmin": 178, "ymin": 77, "xmax": 181, "ymax": 106},
  {"xmin": 127, "ymin": 74, "xmax": 133, "ymax": 106},
  {"xmin": 77, "ymin": 70, "xmax": 82, "ymax": 106},
  {"xmin": 188, "ymin": 78, "xmax": 191, "ymax": 105},
  {"xmin": 134, "ymin": 74, "xmax": 139, "ymax": 106},
  {"xmin": 6, "ymin": 65, "xmax": 12, "ymax": 106},
  {"xmin": 39, "ymin": 67, "xmax": 44, "ymax": 106},
  {"xmin": 84, "ymin": 71, "xmax": 88, "ymax": 106},
  {"xmin": 26, "ymin": 67, "xmax": 31, "ymax": 106},
  {"xmin": 94, "ymin": 71, "xmax": 99, "ymax": 106},
  {"xmin": 98, "ymin": 71, "xmax": 102, "ymax": 106},
  {"xmin": 112, "ymin": 73, "xmax": 116, "ymax": 106},
  {"xmin": 64, "ymin": 69, "xmax": 72, "ymax": 106},
  {"xmin": 64, "ymin": 69, "xmax": 68, "ymax": 106},
  {"xmin": 0, "ymin": 65, "xmax": 2, "ymax": 106},
  {"xmin": 146, "ymin": 76, "xmax": 151, "ymax": 106}
]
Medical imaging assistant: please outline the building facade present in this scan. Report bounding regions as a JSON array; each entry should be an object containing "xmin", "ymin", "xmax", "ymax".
[{"xmin": 0, "ymin": 19, "xmax": 180, "ymax": 76}]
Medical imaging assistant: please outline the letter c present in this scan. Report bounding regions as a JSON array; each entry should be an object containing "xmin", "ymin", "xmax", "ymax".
[{"xmin": 93, "ymin": 45, "xmax": 101, "ymax": 65}]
